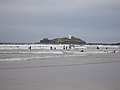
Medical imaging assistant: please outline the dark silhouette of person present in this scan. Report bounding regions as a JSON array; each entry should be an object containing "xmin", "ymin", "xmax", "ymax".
[
  {"xmin": 50, "ymin": 47, "xmax": 53, "ymax": 50},
  {"xmin": 29, "ymin": 46, "xmax": 31, "ymax": 50},
  {"xmin": 81, "ymin": 49, "xmax": 84, "ymax": 52},
  {"xmin": 113, "ymin": 50, "xmax": 116, "ymax": 53},
  {"xmin": 97, "ymin": 46, "xmax": 99, "ymax": 49},
  {"xmin": 63, "ymin": 46, "xmax": 65, "ymax": 49}
]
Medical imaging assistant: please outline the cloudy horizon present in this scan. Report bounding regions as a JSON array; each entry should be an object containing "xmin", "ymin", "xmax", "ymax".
[{"xmin": 0, "ymin": 0, "xmax": 120, "ymax": 43}]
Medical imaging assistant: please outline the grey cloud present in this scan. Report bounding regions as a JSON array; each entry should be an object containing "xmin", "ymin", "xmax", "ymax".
[{"xmin": 0, "ymin": 0, "xmax": 120, "ymax": 42}]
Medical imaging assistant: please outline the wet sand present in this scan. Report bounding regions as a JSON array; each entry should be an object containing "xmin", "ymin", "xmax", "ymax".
[{"xmin": 0, "ymin": 53, "xmax": 120, "ymax": 90}]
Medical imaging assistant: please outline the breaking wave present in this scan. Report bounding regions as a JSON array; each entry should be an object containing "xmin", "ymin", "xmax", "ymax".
[{"xmin": 0, "ymin": 44, "xmax": 119, "ymax": 62}]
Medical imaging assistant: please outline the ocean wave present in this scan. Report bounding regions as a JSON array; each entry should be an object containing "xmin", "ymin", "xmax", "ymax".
[
  {"xmin": 0, "ymin": 54, "xmax": 86, "ymax": 62},
  {"xmin": 0, "ymin": 51, "xmax": 64, "ymax": 54}
]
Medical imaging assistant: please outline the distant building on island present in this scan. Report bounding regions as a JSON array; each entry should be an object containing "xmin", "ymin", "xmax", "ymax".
[{"xmin": 68, "ymin": 34, "xmax": 72, "ymax": 39}]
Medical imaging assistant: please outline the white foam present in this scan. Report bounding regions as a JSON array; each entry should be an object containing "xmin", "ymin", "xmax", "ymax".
[
  {"xmin": 0, "ymin": 54, "xmax": 85, "ymax": 62},
  {"xmin": 0, "ymin": 44, "xmax": 119, "ymax": 62},
  {"xmin": 0, "ymin": 44, "xmax": 70, "ymax": 50},
  {"xmin": 0, "ymin": 50, "xmax": 64, "ymax": 54}
]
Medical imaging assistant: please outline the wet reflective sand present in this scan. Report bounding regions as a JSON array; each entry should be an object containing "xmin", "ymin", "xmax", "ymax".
[{"xmin": 0, "ymin": 53, "xmax": 120, "ymax": 90}]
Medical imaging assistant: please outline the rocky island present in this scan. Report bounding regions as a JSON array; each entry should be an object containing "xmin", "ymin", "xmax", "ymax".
[{"xmin": 40, "ymin": 35, "xmax": 86, "ymax": 44}]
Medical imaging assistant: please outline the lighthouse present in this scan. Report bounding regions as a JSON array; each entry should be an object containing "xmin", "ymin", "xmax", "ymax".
[{"xmin": 68, "ymin": 34, "xmax": 72, "ymax": 39}]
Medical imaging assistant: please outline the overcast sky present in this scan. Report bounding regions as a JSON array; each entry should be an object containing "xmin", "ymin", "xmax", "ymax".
[{"xmin": 0, "ymin": 0, "xmax": 120, "ymax": 43}]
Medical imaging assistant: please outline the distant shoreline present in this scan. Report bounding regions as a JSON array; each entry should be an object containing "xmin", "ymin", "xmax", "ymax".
[
  {"xmin": 0, "ymin": 42, "xmax": 120, "ymax": 45},
  {"xmin": 0, "ymin": 42, "xmax": 34, "ymax": 45}
]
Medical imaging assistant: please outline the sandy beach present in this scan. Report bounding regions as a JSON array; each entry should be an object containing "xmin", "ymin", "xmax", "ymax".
[
  {"xmin": 1, "ymin": 0, "xmax": 120, "ymax": 89},
  {"xmin": 0, "ymin": 52, "xmax": 120, "ymax": 90}
]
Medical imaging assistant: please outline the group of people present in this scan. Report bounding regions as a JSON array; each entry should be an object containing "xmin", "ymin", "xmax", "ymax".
[
  {"xmin": 97, "ymin": 46, "xmax": 116, "ymax": 53},
  {"xmin": 28, "ymin": 45, "xmax": 118, "ymax": 53}
]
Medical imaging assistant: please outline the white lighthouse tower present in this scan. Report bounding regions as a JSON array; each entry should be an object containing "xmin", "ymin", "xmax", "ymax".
[{"xmin": 68, "ymin": 34, "xmax": 72, "ymax": 39}]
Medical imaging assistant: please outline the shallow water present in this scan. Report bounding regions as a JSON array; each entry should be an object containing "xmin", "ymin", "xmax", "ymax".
[{"xmin": 0, "ymin": 44, "xmax": 120, "ymax": 62}]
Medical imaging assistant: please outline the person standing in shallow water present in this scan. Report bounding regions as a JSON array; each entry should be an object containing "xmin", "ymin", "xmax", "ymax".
[
  {"xmin": 29, "ymin": 46, "xmax": 31, "ymax": 50},
  {"xmin": 81, "ymin": 49, "xmax": 84, "ymax": 52},
  {"xmin": 97, "ymin": 46, "xmax": 99, "ymax": 49},
  {"xmin": 50, "ymin": 47, "xmax": 53, "ymax": 50}
]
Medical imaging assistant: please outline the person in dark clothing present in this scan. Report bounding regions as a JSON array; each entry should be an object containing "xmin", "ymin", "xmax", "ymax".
[
  {"xmin": 29, "ymin": 46, "xmax": 31, "ymax": 50},
  {"xmin": 81, "ymin": 49, "xmax": 84, "ymax": 52},
  {"xmin": 97, "ymin": 46, "xmax": 99, "ymax": 49},
  {"xmin": 50, "ymin": 47, "xmax": 53, "ymax": 50}
]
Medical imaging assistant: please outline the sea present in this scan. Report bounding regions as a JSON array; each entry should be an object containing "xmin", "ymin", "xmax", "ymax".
[
  {"xmin": 0, "ymin": 44, "xmax": 119, "ymax": 62},
  {"xmin": 0, "ymin": 44, "xmax": 120, "ymax": 90}
]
